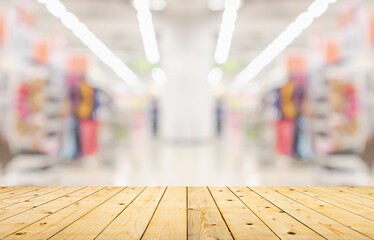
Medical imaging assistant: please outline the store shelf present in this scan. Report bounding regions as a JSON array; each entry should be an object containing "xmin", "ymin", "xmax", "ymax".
[{"xmin": 0, "ymin": 186, "xmax": 373, "ymax": 239}]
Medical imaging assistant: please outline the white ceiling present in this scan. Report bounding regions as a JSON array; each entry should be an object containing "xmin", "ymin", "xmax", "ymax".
[{"xmin": 1, "ymin": 0, "xmax": 374, "ymax": 82}]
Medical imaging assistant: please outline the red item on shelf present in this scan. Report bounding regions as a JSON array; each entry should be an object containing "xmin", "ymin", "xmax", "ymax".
[
  {"xmin": 345, "ymin": 83, "xmax": 357, "ymax": 120},
  {"xmin": 369, "ymin": 15, "xmax": 374, "ymax": 46},
  {"xmin": 275, "ymin": 120, "xmax": 295, "ymax": 156},
  {"xmin": 69, "ymin": 55, "xmax": 88, "ymax": 74},
  {"xmin": 79, "ymin": 120, "xmax": 99, "ymax": 156},
  {"xmin": 0, "ymin": 15, "xmax": 5, "ymax": 47},
  {"xmin": 33, "ymin": 39, "xmax": 49, "ymax": 64},
  {"xmin": 286, "ymin": 54, "xmax": 306, "ymax": 74},
  {"xmin": 16, "ymin": 83, "xmax": 29, "ymax": 120},
  {"xmin": 325, "ymin": 39, "xmax": 341, "ymax": 64}
]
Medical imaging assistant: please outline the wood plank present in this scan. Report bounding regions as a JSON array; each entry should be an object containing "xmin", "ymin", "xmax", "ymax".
[
  {"xmin": 0, "ymin": 187, "xmax": 82, "ymax": 222},
  {"xmin": 0, "ymin": 187, "xmax": 42, "ymax": 200},
  {"xmin": 0, "ymin": 186, "xmax": 372, "ymax": 239},
  {"xmin": 331, "ymin": 187, "xmax": 374, "ymax": 202},
  {"xmin": 230, "ymin": 187, "xmax": 323, "ymax": 240},
  {"xmin": 252, "ymin": 187, "xmax": 370, "ymax": 240},
  {"xmin": 5, "ymin": 187, "xmax": 124, "ymax": 239},
  {"xmin": 0, "ymin": 187, "xmax": 64, "ymax": 208},
  {"xmin": 209, "ymin": 187, "xmax": 278, "ymax": 240},
  {"xmin": 311, "ymin": 187, "xmax": 374, "ymax": 209},
  {"xmin": 271, "ymin": 187, "xmax": 374, "ymax": 238},
  {"xmin": 96, "ymin": 187, "xmax": 165, "ymax": 240},
  {"xmin": 188, "ymin": 187, "xmax": 233, "ymax": 240},
  {"xmin": 142, "ymin": 187, "xmax": 187, "ymax": 240},
  {"xmin": 349, "ymin": 187, "xmax": 374, "ymax": 193},
  {"xmin": 294, "ymin": 187, "xmax": 374, "ymax": 222},
  {"xmin": 0, "ymin": 187, "xmax": 102, "ymax": 238},
  {"xmin": 0, "ymin": 187, "xmax": 25, "ymax": 195},
  {"xmin": 28, "ymin": 187, "xmax": 144, "ymax": 239}
]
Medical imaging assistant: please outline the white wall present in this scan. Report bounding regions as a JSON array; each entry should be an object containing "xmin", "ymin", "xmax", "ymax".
[{"xmin": 159, "ymin": 9, "xmax": 214, "ymax": 142}]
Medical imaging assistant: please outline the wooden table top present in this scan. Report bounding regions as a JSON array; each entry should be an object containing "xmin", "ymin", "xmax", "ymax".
[{"xmin": 0, "ymin": 186, "xmax": 373, "ymax": 239}]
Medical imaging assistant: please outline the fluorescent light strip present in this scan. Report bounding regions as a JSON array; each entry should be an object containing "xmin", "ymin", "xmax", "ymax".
[
  {"xmin": 207, "ymin": 67, "xmax": 223, "ymax": 85},
  {"xmin": 134, "ymin": 0, "xmax": 160, "ymax": 64},
  {"xmin": 37, "ymin": 0, "xmax": 140, "ymax": 89},
  {"xmin": 214, "ymin": 0, "xmax": 241, "ymax": 64},
  {"xmin": 151, "ymin": 67, "xmax": 167, "ymax": 85},
  {"xmin": 235, "ymin": 0, "xmax": 336, "ymax": 87}
]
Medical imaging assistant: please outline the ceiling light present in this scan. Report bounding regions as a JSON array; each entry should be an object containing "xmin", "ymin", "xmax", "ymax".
[
  {"xmin": 134, "ymin": 0, "xmax": 160, "ymax": 64},
  {"xmin": 235, "ymin": 0, "xmax": 336, "ymax": 88},
  {"xmin": 150, "ymin": 0, "xmax": 166, "ymax": 11},
  {"xmin": 60, "ymin": 12, "xmax": 78, "ymax": 30},
  {"xmin": 214, "ymin": 0, "xmax": 241, "ymax": 64},
  {"xmin": 151, "ymin": 67, "xmax": 167, "ymax": 85},
  {"xmin": 46, "ymin": 0, "xmax": 66, "ymax": 18},
  {"xmin": 308, "ymin": 0, "xmax": 329, "ymax": 18},
  {"xmin": 207, "ymin": 67, "xmax": 223, "ymax": 85},
  {"xmin": 37, "ymin": 0, "xmax": 140, "ymax": 89},
  {"xmin": 208, "ymin": 0, "xmax": 225, "ymax": 11}
]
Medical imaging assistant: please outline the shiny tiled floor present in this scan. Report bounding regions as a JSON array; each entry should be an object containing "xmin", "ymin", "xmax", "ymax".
[{"xmin": 2, "ymin": 136, "xmax": 373, "ymax": 186}]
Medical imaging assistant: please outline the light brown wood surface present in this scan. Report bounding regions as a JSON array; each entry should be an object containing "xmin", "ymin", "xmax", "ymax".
[
  {"xmin": 230, "ymin": 187, "xmax": 324, "ymax": 239},
  {"xmin": 50, "ymin": 187, "xmax": 146, "ymax": 239},
  {"xmin": 209, "ymin": 187, "xmax": 278, "ymax": 240},
  {"xmin": 335, "ymin": 186, "xmax": 374, "ymax": 200},
  {"xmin": 96, "ymin": 186, "xmax": 164, "ymax": 239},
  {"xmin": 188, "ymin": 187, "xmax": 232, "ymax": 240},
  {"xmin": 269, "ymin": 187, "xmax": 374, "ymax": 238},
  {"xmin": 142, "ymin": 187, "xmax": 187, "ymax": 240},
  {"xmin": 0, "ymin": 186, "xmax": 372, "ymax": 239}
]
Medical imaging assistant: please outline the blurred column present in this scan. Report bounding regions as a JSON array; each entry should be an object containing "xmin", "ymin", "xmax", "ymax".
[{"xmin": 159, "ymin": 1, "xmax": 214, "ymax": 142}]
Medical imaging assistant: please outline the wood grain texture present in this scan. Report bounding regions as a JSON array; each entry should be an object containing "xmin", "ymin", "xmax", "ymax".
[
  {"xmin": 252, "ymin": 187, "xmax": 371, "ymax": 240},
  {"xmin": 314, "ymin": 187, "xmax": 374, "ymax": 209},
  {"xmin": 0, "ymin": 187, "xmax": 25, "ymax": 195},
  {"xmin": 0, "ymin": 187, "xmax": 63, "ymax": 208},
  {"xmin": 50, "ymin": 187, "xmax": 145, "ymax": 239},
  {"xmin": 350, "ymin": 187, "xmax": 374, "ymax": 192},
  {"xmin": 209, "ymin": 187, "xmax": 278, "ymax": 240},
  {"xmin": 0, "ymin": 187, "xmax": 102, "ymax": 239},
  {"xmin": 6, "ymin": 187, "xmax": 122, "ymax": 239},
  {"xmin": 294, "ymin": 187, "xmax": 374, "ymax": 221},
  {"xmin": 0, "ymin": 186, "xmax": 372, "ymax": 240},
  {"xmin": 96, "ymin": 186, "xmax": 165, "ymax": 240},
  {"xmin": 230, "ymin": 187, "xmax": 323, "ymax": 240},
  {"xmin": 0, "ymin": 187, "xmax": 42, "ymax": 200},
  {"xmin": 271, "ymin": 187, "xmax": 374, "ymax": 238},
  {"xmin": 335, "ymin": 187, "xmax": 374, "ymax": 200},
  {"xmin": 0, "ymin": 187, "xmax": 82, "ymax": 222},
  {"xmin": 142, "ymin": 187, "xmax": 187, "ymax": 240},
  {"xmin": 188, "ymin": 187, "xmax": 233, "ymax": 240}
]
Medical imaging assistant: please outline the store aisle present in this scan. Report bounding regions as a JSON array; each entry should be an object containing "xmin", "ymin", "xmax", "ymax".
[
  {"xmin": 2, "ymin": 138, "xmax": 373, "ymax": 186},
  {"xmin": 0, "ymin": 0, "xmax": 373, "ymax": 188}
]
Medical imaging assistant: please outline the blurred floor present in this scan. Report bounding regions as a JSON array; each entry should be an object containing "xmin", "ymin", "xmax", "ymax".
[{"xmin": 1, "ymin": 137, "xmax": 373, "ymax": 186}]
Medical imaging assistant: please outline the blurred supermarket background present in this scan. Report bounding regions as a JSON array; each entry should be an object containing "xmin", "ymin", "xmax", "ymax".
[{"xmin": 0, "ymin": 0, "xmax": 373, "ymax": 186}]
